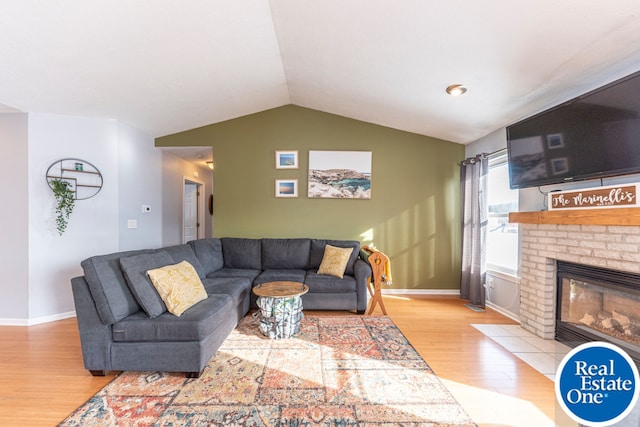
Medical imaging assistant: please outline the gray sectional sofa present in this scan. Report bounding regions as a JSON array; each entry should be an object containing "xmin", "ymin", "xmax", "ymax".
[{"xmin": 71, "ymin": 237, "xmax": 371, "ymax": 378}]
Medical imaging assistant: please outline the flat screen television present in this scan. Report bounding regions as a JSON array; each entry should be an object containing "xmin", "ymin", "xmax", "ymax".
[{"xmin": 507, "ymin": 70, "xmax": 640, "ymax": 189}]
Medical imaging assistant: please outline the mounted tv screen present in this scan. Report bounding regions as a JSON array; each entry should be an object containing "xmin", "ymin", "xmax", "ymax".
[{"xmin": 507, "ymin": 70, "xmax": 640, "ymax": 189}]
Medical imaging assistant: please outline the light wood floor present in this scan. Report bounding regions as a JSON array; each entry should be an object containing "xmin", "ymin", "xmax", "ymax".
[{"xmin": 0, "ymin": 296, "xmax": 569, "ymax": 426}]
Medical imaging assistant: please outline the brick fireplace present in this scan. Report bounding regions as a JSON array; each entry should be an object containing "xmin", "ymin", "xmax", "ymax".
[{"xmin": 518, "ymin": 221, "xmax": 640, "ymax": 340}]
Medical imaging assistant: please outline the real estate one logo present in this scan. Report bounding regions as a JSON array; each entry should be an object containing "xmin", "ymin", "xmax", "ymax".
[{"xmin": 555, "ymin": 342, "xmax": 639, "ymax": 426}]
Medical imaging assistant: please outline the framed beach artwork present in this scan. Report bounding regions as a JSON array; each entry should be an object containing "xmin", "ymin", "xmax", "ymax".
[
  {"xmin": 275, "ymin": 179, "xmax": 298, "ymax": 197},
  {"xmin": 275, "ymin": 150, "xmax": 298, "ymax": 169},
  {"xmin": 308, "ymin": 151, "xmax": 371, "ymax": 199}
]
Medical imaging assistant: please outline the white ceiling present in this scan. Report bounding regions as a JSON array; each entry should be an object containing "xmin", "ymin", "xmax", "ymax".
[{"xmin": 1, "ymin": 1, "xmax": 640, "ymax": 144}]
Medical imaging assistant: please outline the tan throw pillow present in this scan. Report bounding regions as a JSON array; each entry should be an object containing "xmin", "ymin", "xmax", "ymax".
[
  {"xmin": 146, "ymin": 261, "xmax": 208, "ymax": 316},
  {"xmin": 317, "ymin": 244, "xmax": 353, "ymax": 278}
]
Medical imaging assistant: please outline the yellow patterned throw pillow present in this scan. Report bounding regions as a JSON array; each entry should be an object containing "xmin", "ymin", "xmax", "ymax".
[
  {"xmin": 146, "ymin": 261, "xmax": 208, "ymax": 316},
  {"xmin": 317, "ymin": 244, "xmax": 353, "ymax": 278}
]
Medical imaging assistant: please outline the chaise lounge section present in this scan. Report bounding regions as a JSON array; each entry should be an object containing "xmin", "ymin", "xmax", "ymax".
[{"xmin": 71, "ymin": 237, "xmax": 371, "ymax": 378}]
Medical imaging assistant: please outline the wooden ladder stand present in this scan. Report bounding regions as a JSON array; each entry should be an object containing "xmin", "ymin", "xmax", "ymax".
[{"xmin": 366, "ymin": 251, "xmax": 388, "ymax": 315}]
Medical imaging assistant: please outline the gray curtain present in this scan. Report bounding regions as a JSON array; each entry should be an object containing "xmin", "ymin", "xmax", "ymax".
[{"xmin": 460, "ymin": 154, "xmax": 488, "ymax": 307}]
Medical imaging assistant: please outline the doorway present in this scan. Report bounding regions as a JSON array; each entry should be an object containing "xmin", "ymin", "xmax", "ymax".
[{"xmin": 183, "ymin": 178, "xmax": 205, "ymax": 243}]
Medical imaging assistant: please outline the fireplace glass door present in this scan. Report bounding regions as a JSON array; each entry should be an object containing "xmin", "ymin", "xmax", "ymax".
[{"xmin": 556, "ymin": 261, "xmax": 640, "ymax": 365}]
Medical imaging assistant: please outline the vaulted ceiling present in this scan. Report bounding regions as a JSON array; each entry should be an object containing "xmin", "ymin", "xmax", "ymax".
[{"xmin": 1, "ymin": 1, "xmax": 640, "ymax": 144}]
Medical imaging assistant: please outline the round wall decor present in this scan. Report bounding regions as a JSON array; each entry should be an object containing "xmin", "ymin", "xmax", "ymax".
[{"xmin": 46, "ymin": 158, "xmax": 103, "ymax": 200}]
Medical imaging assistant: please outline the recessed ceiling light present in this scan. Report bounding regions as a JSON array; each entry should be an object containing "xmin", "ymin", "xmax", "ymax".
[{"xmin": 446, "ymin": 84, "xmax": 468, "ymax": 96}]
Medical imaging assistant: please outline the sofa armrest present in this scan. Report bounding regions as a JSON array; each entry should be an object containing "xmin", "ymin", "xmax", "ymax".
[
  {"xmin": 71, "ymin": 276, "xmax": 114, "ymax": 373},
  {"xmin": 353, "ymin": 258, "xmax": 372, "ymax": 314}
]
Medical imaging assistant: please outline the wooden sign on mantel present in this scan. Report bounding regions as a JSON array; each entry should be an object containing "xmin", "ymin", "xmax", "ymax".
[{"xmin": 548, "ymin": 183, "xmax": 640, "ymax": 210}]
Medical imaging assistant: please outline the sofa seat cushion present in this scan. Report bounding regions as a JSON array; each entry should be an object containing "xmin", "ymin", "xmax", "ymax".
[
  {"xmin": 202, "ymin": 277, "xmax": 252, "ymax": 306},
  {"xmin": 207, "ymin": 268, "xmax": 261, "ymax": 281},
  {"xmin": 254, "ymin": 269, "xmax": 307, "ymax": 285},
  {"xmin": 304, "ymin": 271, "xmax": 356, "ymax": 293},
  {"xmin": 112, "ymin": 294, "xmax": 233, "ymax": 342}
]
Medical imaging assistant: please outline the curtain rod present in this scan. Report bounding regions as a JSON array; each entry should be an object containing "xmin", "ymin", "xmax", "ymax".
[
  {"xmin": 460, "ymin": 148, "xmax": 506, "ymax": 166},
  {"xmin": 465, "ymin": 148, "xmax": 506, "ymax": 160},
  {"xmin": 485, "ymin": 148, "xmax": 507, "ymax": 157}
]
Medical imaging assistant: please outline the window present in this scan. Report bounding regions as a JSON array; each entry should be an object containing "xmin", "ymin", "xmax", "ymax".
[{"xmin": 486, "ymin": 152, "xmax": 519, "ymax": 275}]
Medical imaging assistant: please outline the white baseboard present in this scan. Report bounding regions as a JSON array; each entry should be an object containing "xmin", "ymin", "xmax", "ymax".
[
  {"xmin": 486, "ymin": 301, "xmax": 520, "ymax": 322},
  {"xmin": 0, "ymin": 311, "xmax": 76, "ymax": 326},
  {"xmin": 0, "ymin": 290, "xmax": 461, "ymax": 326},
  {"xmin": 381, "ymin": 288, "xmax": 460, "ymax": 296},
  {"xmin": 375, "ymin": 289, "xmax": 522, "ymax": 322}
]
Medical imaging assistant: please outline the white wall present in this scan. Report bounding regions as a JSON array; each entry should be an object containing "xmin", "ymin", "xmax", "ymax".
[
  {"xmin": 117, "ymin": 123, "xmax": 163, "ymax": 251},
  {"xmin": 0, "ymin": 113, "xmax": 166, "ymax": 324},
  {"xmin": 161, "ymin": 152, "xmax": 213, "ymax": 247},
  {"xmin": 27, "ymin": 113, "xmax": 120, "ymax": 322},
  {"xmin": 485, "ymin": 272, "xmax": 520, "ymax": 320},
  {"xmin": 0, "ymin": 113, "xmax": 212, "ymax": 324},
  {"xmin": 517, "ymin": 172, "xmax": 640, "ymax": 212},
  {"xmin": 0, "ymin": 114, "xmax": 29, "ymax": 321},
  {"xmin": 464, "ymin": 127, "xmax": 507, "ymax": 158}
]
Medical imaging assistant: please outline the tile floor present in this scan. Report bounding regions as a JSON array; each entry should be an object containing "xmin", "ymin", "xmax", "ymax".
[
  {"xmin": 472, "ymin": 323, "xmax": 572, "ymax": 381},
  {"xmin": 473, "ymin": 324, "xmax": 640, "ymax": 426}
]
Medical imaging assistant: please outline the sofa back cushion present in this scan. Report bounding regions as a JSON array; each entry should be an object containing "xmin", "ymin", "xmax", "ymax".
[
  {"xmin": 81, "ymin": 249, "xmax": 152, "ymax": 325},
  {"xmin": 163, "ymin": 243, "xmax": 206, "ymax": 278},
  {"xmin": 119, "ymin": 250, "xmax": 175, "ymax": 318},
  {"xmin": 261, "ymin": 238, "xmax": 310, "ymax": 270},
  {"xmin": 188, "ymin": 238, "xmax": 224, "ymax": 276},
  {"xmin": 221, "ymin": 238, "xmax": 261, "ymax": 270},
  {"xmin": 309, "ymin": 239, "xmax": 360, "ymax": 276}
]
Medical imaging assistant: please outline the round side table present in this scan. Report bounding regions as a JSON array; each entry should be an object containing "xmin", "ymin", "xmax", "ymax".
[{"xmin": 253, "ymin": 281, "xmax": 309, "ymax": 339}]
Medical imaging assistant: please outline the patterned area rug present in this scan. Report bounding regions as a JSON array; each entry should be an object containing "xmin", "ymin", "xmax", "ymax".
[{"xmin": 60, "ymin": 315, "xmax": 476, "ymax": 426}]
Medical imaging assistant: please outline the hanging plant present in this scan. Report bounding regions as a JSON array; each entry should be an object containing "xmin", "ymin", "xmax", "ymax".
[{"xmin": 50, "ymin": 178, "xmax": 75, "ymax": 235}]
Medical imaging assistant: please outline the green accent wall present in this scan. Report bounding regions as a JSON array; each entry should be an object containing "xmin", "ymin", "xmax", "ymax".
[{"xmin": 156, "ymin": 105, "xmax": 464, "ymax": 290}]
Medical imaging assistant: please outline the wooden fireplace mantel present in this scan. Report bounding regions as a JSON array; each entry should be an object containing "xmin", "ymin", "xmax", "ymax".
[{"xmin": 509, "ymin": 207, "xmax": 640, "ymax": 226}]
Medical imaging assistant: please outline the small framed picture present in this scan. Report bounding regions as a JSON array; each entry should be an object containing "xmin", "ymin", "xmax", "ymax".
[
  {"xmin": 275, "ymin": 150, "xmax": 298, "ymax": 169},
  {"xmin": 551, "ymin": 157, "xmax": 569, "ymax": 175},
  {"xmin": 275, "ymin": 179, "xmax": 298, "ymax": 197},
  {"xmin": 547, "ymin": 133, "xmax": 564, "ymax": 149}
]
